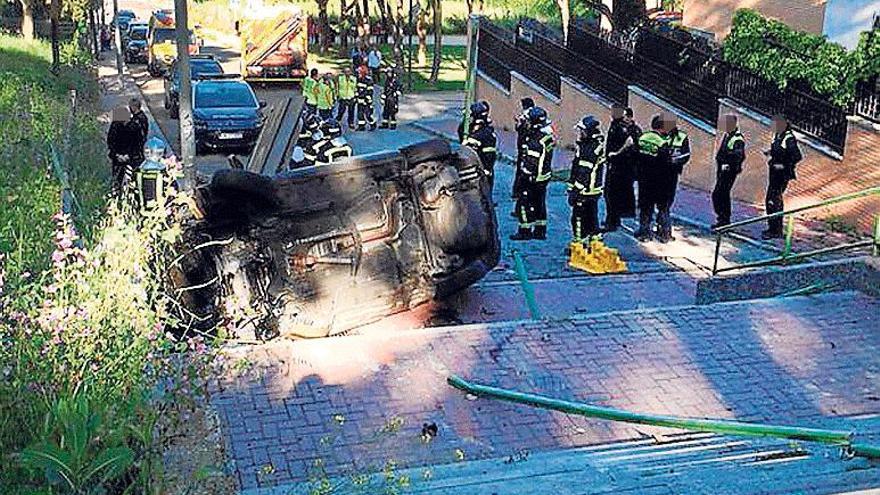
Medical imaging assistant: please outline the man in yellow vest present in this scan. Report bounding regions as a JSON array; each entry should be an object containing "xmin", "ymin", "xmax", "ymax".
[
  {"xmin": 634, "ymin": 115, "xmax": 672, "ymax": 242},
  {"xmin": 302, "ymin": 68, "xmax": 320, "ymax": 117},
  {"xmin": 336, "ymin": 67, "xmax": 358, "ymax": 129},
  {"xmin": 315, "ymin": 73, "xmax": 336, "ymax": 120}
]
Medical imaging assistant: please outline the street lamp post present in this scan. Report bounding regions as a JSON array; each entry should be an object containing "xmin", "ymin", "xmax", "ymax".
[
  {"xmin": 407, "ymin": 0, "xmax": 414, "ymax": 90},
  {"xmin": 175, "ymin": 0, "xmax": 196, "ymax": 187},
  {"xmin": 111, "ymin": 0, "xmax": 123, "ymax": 76}
]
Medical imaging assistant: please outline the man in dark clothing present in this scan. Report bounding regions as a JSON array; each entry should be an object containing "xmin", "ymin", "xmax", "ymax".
[
  {"xmin": 568, "ymin": 115, "xmax": 606, "ymax": 245},
  {"xmin": 107, "ymin": 107, "xmax": 142, "ymax": 194},
  {"xmin": 762, "ymin": 115, "xmax": 802, "ymax": 239},
  {"xmin": 712, "ymin": 114, "xmax": 746, "ymax": 229},
  {"xmin": 356, "ymin": 71, "xmax": 376, "ymax": 131},
  {"xmin": 633, "ymin": 115, "xmax": 671, "ymax": 242},
  {"xmin": 511, "ymin": 106, "xmax": 555, "ymax": 241},
  {"xmin": 460, "ymin": 101, "xmax": 498, "ymax": 190},
  {"xmin": 380, "ymin": 69, "xmax": 402, "ymax": 129},
  {"xmin": 657, "ymin": 112, "xmax": 690, "ymax": 242},
  {"xmin": 511, "ymin": 98, "xmax": 534, "ymax": 216},
  {"xmin": 603, "ymin": 106, "xmax": 641, "ymax": 232},
  {"xmin": 129, "ymin": 98, "xmax": 149, "ymax": 144}
]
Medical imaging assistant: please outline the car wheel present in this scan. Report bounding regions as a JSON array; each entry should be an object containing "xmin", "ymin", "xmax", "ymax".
[{"xmin": 399, "ymin": 139, "xmax": 452, "ymax": 167}]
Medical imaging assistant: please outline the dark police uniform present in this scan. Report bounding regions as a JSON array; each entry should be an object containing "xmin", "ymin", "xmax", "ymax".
[
  {"xmin": 657, "ymin": 127, "xmax": 690, "ymax": 240},
  {"xmin": 712, "ymin": 129, "xmax": 746, "ymax": 227},
  {"xmin": 568, "ymin": 130, "xmax": 606, "ymax": 243},
  {"xmin": 635, "ymin": 129, "xmax": 671, "ymax": 240},
  {"xmin": 765, "ymin": 127, "xmax": 802, "ymax": 235},
  {"xmin": 603, "ymin": 118, "xmax": 641, "ymax": 229}
]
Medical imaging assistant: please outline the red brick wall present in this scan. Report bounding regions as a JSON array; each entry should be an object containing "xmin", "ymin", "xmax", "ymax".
[{"xmin": 683, "ymin": 0, "xmax": 828, "ymax": 39}]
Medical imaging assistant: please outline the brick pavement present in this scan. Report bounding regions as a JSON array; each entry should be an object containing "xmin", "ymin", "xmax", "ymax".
[{"xmin": 211, "ymin": 291, "xmax": 880, "ymax": 490}]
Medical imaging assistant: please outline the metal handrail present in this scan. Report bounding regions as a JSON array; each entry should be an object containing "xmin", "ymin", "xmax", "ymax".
[
  {"xmin": 711, "ymin": 186, "xmax": 880, "ymax": 275},
  {"xmin": 448, "ymin": 375, "xmax": 880, "ymax": 460}
]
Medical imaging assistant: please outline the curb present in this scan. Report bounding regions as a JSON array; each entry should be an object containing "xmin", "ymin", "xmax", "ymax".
[{"xmin": 409, "ymin": 120, "xmax": 780, "ymax": 253}]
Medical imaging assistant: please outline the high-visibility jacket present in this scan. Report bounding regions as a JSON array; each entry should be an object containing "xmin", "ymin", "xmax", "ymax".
[
  {"xmin": 569, "ymin": 133, "xmax": 606, "ymax": 197},
  {"xmin": 315, "ymin": 81, "xmax": 335, "ymax": 110},
  {"xmin": 461, "ymin": 123, "xmax": 497, "ymax": 178},
  {"xmin": 519, "ymin": 127, "xmax": 555, "ymax": 182},
  {"xmin": 337, "ymin": 74, "xmax": 357, "ymax": 100},
  {"xmin": 668, "ymin": 128, "xmax": 690, "ymax": 174},
  {"xmin": 303, "ymin": 76, "xmax": 320, "ymax": 105},
  {"xmin": 356, "ymin": 78, "xmax": 373, "ymax": 104},
  {"xmin": 716, "ymin": 130, "xmax": 746, "ymax": 173},
  {"xmin": 768, "ymin": 129, "xmax": 802, "ymax": 180}
]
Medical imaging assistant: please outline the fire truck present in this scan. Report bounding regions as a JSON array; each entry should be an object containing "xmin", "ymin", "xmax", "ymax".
[
  {"xmin": 236, "ymin": 5, "xmax": 308, "ymax": 83},
  {"xmin": 147, "ymin": 9, "xmax": 200, "ymax": 77}
]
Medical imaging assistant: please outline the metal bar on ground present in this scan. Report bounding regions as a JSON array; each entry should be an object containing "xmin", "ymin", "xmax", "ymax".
[
  {"xmin": 512, "ymin": 250, "xmax": 541, "ymax": 320},
  {"xmin": 782, "ymin": 215, "xmax": 795, "ymax": 260},
  {"xmin": 447, "ymin": 375, "xmax": 880, "ymax": 459}
]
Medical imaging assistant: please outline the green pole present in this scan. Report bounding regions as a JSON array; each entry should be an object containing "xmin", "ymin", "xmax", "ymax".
[
  {"xmin": 446, "ymin": 375, "xmax": 880, "ymax": 459},
  {"xmin": 782, "ymin": 215, "xmax": 795, "ymax": 261},
  {"xmin": 512, "ymin": 250, "xmax": 541, "ymax": 320}
]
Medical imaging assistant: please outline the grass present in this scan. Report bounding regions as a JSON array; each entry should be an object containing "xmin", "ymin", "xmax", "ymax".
[
  {"xmin": 0, "ymin": 35, "xmax": 107, "ymax": 285},
  {"xmin": 309, "ymin": 44, "xmax": 467, "ymax": 91}
]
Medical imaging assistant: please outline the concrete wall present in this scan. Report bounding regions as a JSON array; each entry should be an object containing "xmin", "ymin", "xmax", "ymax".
[
  {"xmin": 477, "ymin": 69, "xmax": 880, "ymax": 232},
  {"xmin": 682, "ymin": 0, "xmax": 828, "ymax": 39}
]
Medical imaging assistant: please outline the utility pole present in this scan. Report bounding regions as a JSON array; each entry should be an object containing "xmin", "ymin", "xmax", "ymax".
[
  {"xmin": 462, "ymin": 14, "xmax": 480, "ymax": 133},
  {"xmin": 175, "ymin": 0, "xmax": 196, "ymax": 187},
  {"xmin": 112, "ymin": 0, "xmax": 123, "ymax": 76},
  {"xmin": 407, "ymin": 0, "xmax": 413, "ymax": 90}
]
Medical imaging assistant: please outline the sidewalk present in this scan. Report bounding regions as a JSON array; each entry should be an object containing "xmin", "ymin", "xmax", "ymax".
[{"xmin": 413, "ymin": 116, "xmax": 866, "ymax": 253}]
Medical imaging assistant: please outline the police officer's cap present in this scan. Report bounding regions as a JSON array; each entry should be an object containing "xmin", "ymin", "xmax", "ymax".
[{"xmin": 576, "ymin": 115, "xmax": 600, "ymax": 132}]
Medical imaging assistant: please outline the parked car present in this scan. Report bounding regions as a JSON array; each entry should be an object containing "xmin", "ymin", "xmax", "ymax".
[
  {"xmin": 115, "ymin": 10, "xmax": 136, "ymax": 32},
  {"xmin": 124, "ymin": 25, "xmax": 149, "ymax": 63},
  {"xmin": 163, "ymin": 55, "xmax": 224, "ymax": 118},
  {"xmin": 191, "ymin": 76, "xmax": 265, "ymax": 154}
]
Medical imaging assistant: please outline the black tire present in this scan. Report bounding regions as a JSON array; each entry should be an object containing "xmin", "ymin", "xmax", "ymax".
[{"xmin": 399, "ymin": 139, "xmax": 452, "ymax": 167}]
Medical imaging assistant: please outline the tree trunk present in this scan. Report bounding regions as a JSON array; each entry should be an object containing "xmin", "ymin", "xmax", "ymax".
[
  {"xmin": 416, "ymin": 9, "xmax": 427, "ymax": 66},
  {"xmin": 340, "ymin": 0, "xmax": 349, "ymax": 50},
  {"xmin": 466, "ymin": 0, "xmax": 474, "ymax": 15},
  {"xmin": 89, "ymin": 5, "xmax": 98, "ymax": 59},
  {"xmin": 556, "ymin": 0, "xmax": 570, "ymax": 42},
  {"xmin": 376, "ymin": 0, "xmax": 389, "ymax": 44},
  {"xmin": 317, "ymin": 0, "xmax": 330, "ymax": 53},
  {"xmin": 389, "ymin": 0, "xmax": 405, "ymax": 70},
  {"xmin": 429, "ymin": 0, "xmax": 441, "ymax": 84},
  {"xmin": 49, "ymin": 0, "xmax": 62, "ymax": 71},
  {"xmin": 20, "ymin": 0, "xmax": 35, "ymax": 41}
]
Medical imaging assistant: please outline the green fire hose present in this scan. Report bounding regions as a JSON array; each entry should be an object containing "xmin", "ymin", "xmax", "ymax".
[{"xmin": 447, "ymin": 375, "xmax": 880, "ymax": 459}]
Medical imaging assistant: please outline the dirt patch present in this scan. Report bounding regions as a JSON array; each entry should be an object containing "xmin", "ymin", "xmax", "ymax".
[{"xmin": 161, "ymin": 403, "xmax": 237, "ymax": 495}]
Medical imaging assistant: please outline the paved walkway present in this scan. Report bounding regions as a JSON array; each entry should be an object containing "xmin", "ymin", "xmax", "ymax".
[{"xmin": 211, "ymin": 291, "xmax": 880, "ymax": 490}]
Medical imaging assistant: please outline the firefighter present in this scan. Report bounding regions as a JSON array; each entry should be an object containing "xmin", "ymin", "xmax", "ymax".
[
  {"xmin": 762, "ymin": 115, "xmax": 802, "ymax": 239},
  {"xmin": 314, "ymin": 118, "xmax": 353, "ymax": 164},
  {"xmin": 658, "ymin": 112, "xmax": 690, "ymax": 242},
  {"xmin": 568, "ymin": 115, "xmax": 606, "ymax": 245},
  {"xmin": 315, "ymin": 73, "xmax": 336, "ymax": 120},
  {"xmin": 356, "ymin": 71, "xmax": 376, "ymax": 131},
  {"xmin": 633, "ymin": 115, "xmax": 671, "ymax": 242},
  {"xmin": 294, "ymin": 114, "xmax": 324, "ymax": 168},
  {"xmin": 460, "ymin": 100, "xmax": 498, "ymax": 190},
  {"xmin": 336, "ymin": 67, "xmax": 358, "ymax": 129},
  {"xmin": 712, "ymin": 114, "xmax": 746, "ymax": 229},
  {"xmin": 302, "ymin": 68, "xmax": 320, "ymax": 117},
  {"xmin": 511, "ymin": 97, "xmax": 534, "ymax": 217},
  {"xmin": 603, "ymin": 105, "xmax": 641, "ymax": 232},
  {"xmin": 511, "ymin": 106, "xmax": 554, "ymax": 241},
  {"xmin": 380, "ymin": 68, "xmax": 402, "ymax": 129}
]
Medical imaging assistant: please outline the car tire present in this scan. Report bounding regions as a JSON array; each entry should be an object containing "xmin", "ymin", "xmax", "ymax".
[{"xmin": 399, "ymin": 139, "xmax": 452, "ymax": 167}]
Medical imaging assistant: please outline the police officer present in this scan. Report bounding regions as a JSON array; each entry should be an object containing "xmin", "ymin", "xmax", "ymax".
[
  {"xmin": 380, "ymin": 68, "xmax": 402, "ymax": 129},
  {"xmin": 128, "ymin": 98, "xmax": 149, "ymax": 149},
  {"xmin": 603, "ymin": 105, "xmax": 641, "ymax": 232},
  {"xmin": 568, "ymin": 116, "xmax": 606, "ymax": 245},
  {"xmin": 511, "ymin": 106, "xmax": 555, "ymax": 241},
  {"xmin": 634, "ymin": 115, "xmax": 671, "ymax": 242},
  {"xmin": 762, "ymin": 115, "xmax": 802, "ymax": 239},
  {"xmin": 302, "ymin": 68, "xmax": 320, "ymax": 117},
  {"xmin": 712, "ymin": 114, "xmax": 746, "ymax": 229},
  {"xmin": 460, "ymin": 100, "xmax": 498, "ymax": 190},
  {"xmin": 314, "ymin": 118, "xmax": 353, "ymax": 164},
  {"xmin": 658, "ymin": 112, "xmax": 690, "ymax": 242},
  {"xmin": 336, "ymin": 67, "xmax": 358, "ymax": 129},
  {"xmin": 356, "ymin": 71, "xmax": 376, "ymax": 131}
]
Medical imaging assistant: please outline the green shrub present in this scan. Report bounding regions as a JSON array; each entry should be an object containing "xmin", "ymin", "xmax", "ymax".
[{"xmin": 723, "ymin": 9, "xmax": 879, "ymax": 106}]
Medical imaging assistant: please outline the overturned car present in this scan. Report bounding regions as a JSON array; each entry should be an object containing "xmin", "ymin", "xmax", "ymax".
[{"xmin": 175, "ymin": 139, "xmax": 499, "ymax": 340}]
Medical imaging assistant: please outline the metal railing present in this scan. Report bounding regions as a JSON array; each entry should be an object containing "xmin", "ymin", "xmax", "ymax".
[
  {"xmin": 854, "ymin": 78, "xmax": 880, "ymax": 124},
  {"xmin": 448, "ymin": 375, "xmax": 880, "ymax": 459},
  {"xmin": 711, "ymin": 187, "xmax": 880, "ymax": 275}
]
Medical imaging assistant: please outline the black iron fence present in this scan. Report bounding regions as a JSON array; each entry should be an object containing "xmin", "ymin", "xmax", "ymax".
[
  {"xmin": 855, "ymin": 78, "xmax": 880, "ymax": 124},
  {"xmin": 478, "ymin": 20, "xmax": 560, "ymax": 97}
]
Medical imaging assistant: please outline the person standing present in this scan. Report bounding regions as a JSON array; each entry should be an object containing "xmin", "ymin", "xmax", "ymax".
[
  {"xmin": 511, "ymin": 97, "xmax": 535, "ymax": 216},
  {"xmin": 567, "ymin": 116, "xmax": 606, "ymax": 245},
  {"xmin": 336, "ymin": 67, "xmax": 358, "ymax": 129},
  {"xmin": 356, "ymin": 71, "xmax": 377, "ymax": 131},
  {"xmin": 302, "ymin": 68, "xmax": 320, "ymax": 117},
  {"xmin": 315, "ymin": 73, "xmax": 336, "ymax": 120},
  {"xmin": 657, "ymin": 112, "xmax": 690, "ymax": 242},
  {"xmin": 460, "ymin": 100, "xmax": 498, "ymax": 190},
  {"xmin": 762, "ymin": 115, "xmax": 802, "ymax": 239},
  {"xmin": 380, "ymin": 68, "xmax": 403, "ymax": 129},
  {"xmin": 712, "ymin": 114, "xmax": 746, "ymax": 229},
  {"xmin": 603, "ymin": 106, "xmax": 641, "ymax": 232},
  {"xmin": 107, "ymin": 106, "xmax": 141, "ymax": 194},
  {"xmin": 367, "ymin": 45, "xmax": 383, "ymax": 82},
  {"xmin": 511, "ymin": 107, "xmax": 555, "ymax": 241},
  {"xmin": 633, "ymin": 115, "xmax": 671, "ymax": 242},
  {"xmin": 129, "ymin": 98, "xmax": 149, "ymax": 146}
]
